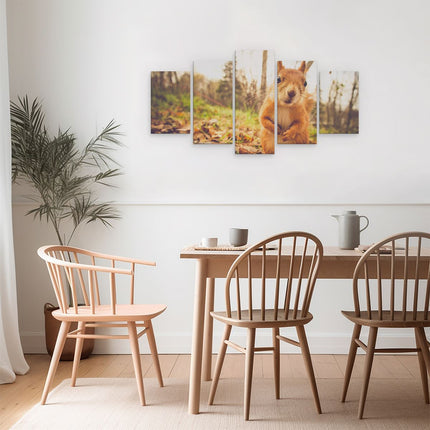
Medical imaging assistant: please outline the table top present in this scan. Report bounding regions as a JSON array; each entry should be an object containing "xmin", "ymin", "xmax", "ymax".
[
  {"xmin": 180, "ymin": 245, "xmax": 430, "ymax": 259},
  {"xmin": 180, "ymin": 245, "xmax": 363, "ymax": 259}
]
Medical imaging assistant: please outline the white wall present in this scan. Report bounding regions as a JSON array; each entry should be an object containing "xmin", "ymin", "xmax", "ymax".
[{"xmin": 7, "ymin": 0, "xmax": 430, "ymax": 354}]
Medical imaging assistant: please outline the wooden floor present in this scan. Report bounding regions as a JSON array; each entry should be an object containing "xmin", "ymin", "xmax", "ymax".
[{"xmin": 0, "ymin": 353, "xmax": 425, "ymax": 429}]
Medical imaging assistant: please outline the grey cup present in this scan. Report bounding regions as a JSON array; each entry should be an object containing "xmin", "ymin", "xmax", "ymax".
[{"xmin": 229, "ymin": 228, "xmax": 248, "ymax": 247}]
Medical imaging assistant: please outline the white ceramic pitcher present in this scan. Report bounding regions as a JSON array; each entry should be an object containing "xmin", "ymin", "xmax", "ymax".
[{"xmin": 331, "ymin": 210, "xmax": 369, "ymax": 250}]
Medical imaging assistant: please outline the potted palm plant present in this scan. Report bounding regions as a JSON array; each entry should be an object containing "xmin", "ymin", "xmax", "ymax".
[{"xmin": 10, "ymin": 96, "xmax": 123, "ymax": 359}]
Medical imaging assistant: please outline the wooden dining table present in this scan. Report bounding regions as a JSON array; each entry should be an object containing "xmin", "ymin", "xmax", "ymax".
[{"xmin": 180, "ymin": 245, "xmax": 368, "ymax": 415}]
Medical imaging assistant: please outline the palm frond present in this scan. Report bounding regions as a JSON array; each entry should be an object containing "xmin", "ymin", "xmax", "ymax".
[
  {"xmin": 10, "ymin": 96, "xmax": 124, "ymax": 245},
  {"xmin": 81, "ymin": 119, "xmax": 124, "ymax": 169},
  {"xmin": 10, "ymin": 96, "xmax": 48, "ymax": 183},
  {"xmin": 70, "ymin": 196, "xmax": 120, "ymax": 228},
  {"xmin": 94, "ymin": 169, "xmax": 122, "ymax": 186},
  {"xmin": 85, "ymin": 202, "xmax": 121, "ymax": 226}
]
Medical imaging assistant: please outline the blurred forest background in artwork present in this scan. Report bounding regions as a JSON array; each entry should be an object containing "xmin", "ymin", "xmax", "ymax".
[
  {"xmin": 235, "ymin": 50, "xmax": 275, "ymax": 154},
  {"xmin": 193, "ymin": 60, "xmax": 233, "ymax": 144},
  {"xmin": 151, "ymin": 71, "xmax": 190, "ymax": 134},
  {"xmin": 319, "ymin": 71, "xmax": 359, "ymax": 134}
]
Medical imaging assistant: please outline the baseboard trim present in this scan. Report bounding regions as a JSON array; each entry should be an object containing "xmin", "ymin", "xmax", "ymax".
[{"xmin": 21, "ymin": 332, "xmax": 46, "ymax": 353}]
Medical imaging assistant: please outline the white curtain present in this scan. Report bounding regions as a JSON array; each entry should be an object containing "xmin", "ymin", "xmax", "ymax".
[{"xmin": 0, "ymin": 0, "xmax": 29, "ymax": 384}]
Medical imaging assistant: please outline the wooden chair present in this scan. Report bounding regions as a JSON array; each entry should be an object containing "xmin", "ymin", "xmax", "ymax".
[
  {"xmin": 37, "ymin": 245, "xmax": 167, "ymax": 406},
  {"xmin": 341, "ymin": 232, "xmax": 430, "ymax": 419},
  {"xmin": 208, "ymin": 231, "xmax": 324, "ymax": 420}
]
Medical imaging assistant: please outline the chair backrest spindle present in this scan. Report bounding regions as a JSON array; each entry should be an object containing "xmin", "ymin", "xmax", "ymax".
[
  {"xmin": 130, "ymin": 262, "xmax": 136, "ymax": 304},
  {"xmin": 274, "ymin": 238, "xmax": 282, "ymax": 320},
  {"xmin": 91, "ymin": 255, "xmax": 101, "ymax": 306},
  {"xmin": 425, "ymin": 265, "xmax": 430, "ymax": 320},
  {"xmin": 88, "ymin": 270, "xmax": 95, "ymax": 314},
  {"xmin": 66, "ymin": 267, "xmax": 78, "ymax": 313},
  {"xmin": 293, "ymin": 238, "xmax": 308, "ymax": 319},
  {"xmin": 232, "ymin": 269, "xmax": 241, "ymax": 319},
  {"xmin": 247, "ymin": 255, "xmax": 253, "ymax": 320},
  {"xmin": 110, "ymin": 272, "xmax": 116, "ymax": 314},
  {"xmin": 402, "ymin": 238, "xmax": 409, "ymax": 320},
  {"xmin": 376, "ymin": 250, "xmax": 382, "ymax": 320},
  {"xmin": 390, "ymin": 243, "xmax": 395, "ymax": 320},
  {"xmin": 364, "ymin": 262, "xmax": 371, "ymax": 319},
  {"xmin": 73, "ymin": 251, "xmax": 89, "ymax": 306},
  {"xmin": 261, "ymin": 244, "xmax": 266, "ymax": 320}
]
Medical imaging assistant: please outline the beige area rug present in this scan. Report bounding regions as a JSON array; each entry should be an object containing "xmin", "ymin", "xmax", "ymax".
[{"xmin": 12, "ymin": 377, "xmax": 430, "ymax": 429}]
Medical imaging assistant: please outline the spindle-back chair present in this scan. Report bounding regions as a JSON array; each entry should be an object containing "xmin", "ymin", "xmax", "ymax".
[
  {"xmin": 37, "ymin": 245, "xmax": 167, "ymax": 406},
  {"xmin": 341, "ymin": 232, "xmax": 430, "ymax": 418},
  {"xmin": 208, "ymin": 232, "xmax": 324, "ymax": 420}
]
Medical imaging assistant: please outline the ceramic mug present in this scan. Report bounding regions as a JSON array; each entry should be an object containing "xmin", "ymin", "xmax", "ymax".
[
  {"xmin": 229, "ymin": 228, "xmax": 248, "ymax": 247},
  {"xmin": 200, "ymin": 237, "xmax": 218, "ymax": 247}
]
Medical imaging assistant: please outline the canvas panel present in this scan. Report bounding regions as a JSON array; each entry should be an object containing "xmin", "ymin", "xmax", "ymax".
[
  {"xmin": 151, "ymin": 71, "xmax": 190, "ymax": 134},
  {"xmin": 277, "ymin": 60, "xmax": 317, "ymax": 144},
  {"xmin": 193, "ymin": 60, "xmax": 233, "ymax": 144},
  {"xmin": 235, "ymin": 49, "xmax": 275, "ymax": 154},
  {"xmin": 319, "ymin": 71, "xmax": 359, "ymax": 134}
]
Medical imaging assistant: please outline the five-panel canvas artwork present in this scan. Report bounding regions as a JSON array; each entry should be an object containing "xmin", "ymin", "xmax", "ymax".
[{"xmin": 150, "ymin": 50, "xmax": 359, "ymax": 154}]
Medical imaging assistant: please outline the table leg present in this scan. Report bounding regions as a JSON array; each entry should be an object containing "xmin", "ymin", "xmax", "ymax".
[
  {"xmin": 202, "ymin": 277, "xmax": 215, "ymax": 381},
  {"xmin": 188, "ymin": 258, "xmax": 207, "ymax": 414}
]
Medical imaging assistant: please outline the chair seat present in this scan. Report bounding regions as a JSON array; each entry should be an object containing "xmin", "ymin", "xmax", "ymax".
[
  {"xmin": 342, "ymin": 310, "xmax": 430, "ymax": 328},
  {"xmin": 211, "ymin": 309, "xmax": 313, "ymax": 328},
  {"xmin": 53, "ymin": 304, "xmax": 167, "ymax": 322}
]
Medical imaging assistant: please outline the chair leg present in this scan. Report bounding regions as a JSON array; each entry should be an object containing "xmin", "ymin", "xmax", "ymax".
[
  {"xmin": 208, "ymin": 324, "xmax": 232, "ymax": 405},
  {"xmin": 296, "ymin": 325, "xmax": 322, "ymax": 414},
  {"xmin": 358, "ymin": 326, "xmax": 378, "ymax": 419},
  {"xmin": 415, "ymin": 327, "xmax": 430, "ymax": 371},
  {"xmin": 146, "ymin": 320, "xmax": 164, "ymax": 387},
  {"xmin": 71, "ymin": 321, "xmax": 86, "ymax": 387},
  {"xmin": 244, "ymin": 328, "xmax": 256, "ymax": 421},
  {"xmin": 128, "ymin": 321, "xmax": 146, "ymax": 406},
  {"xmin": 41, "ymin": 321, "xmax": 71, "ymax": 405},
  {"xmin": 414, "ymin": 327, "xmax": 429, "ymax": 404},
  {"xmin": 273, "ymin": 327, "xmax": 280, "ymax": 399},
  {"xmin": 341, "ymin": 323, "xmax": 362, "ymax": 402}
]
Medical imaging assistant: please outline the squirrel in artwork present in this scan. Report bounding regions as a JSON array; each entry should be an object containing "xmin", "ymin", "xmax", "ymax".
[{"xmin": 259, "ymin": 61, "xmax": 314, "ymax": 153}]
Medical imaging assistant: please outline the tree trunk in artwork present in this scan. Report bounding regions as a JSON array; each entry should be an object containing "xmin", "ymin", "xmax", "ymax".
[
  {"xmin": 260, "ymin": 50, "xmax": 268, "ymax": 100},
  {"xmin": 345, "ymin": 73, "xmax": 359, "ymax": 133},
  {"xmin": 326, "ymin": 80, "xmax": 334, "ymax": 128}
]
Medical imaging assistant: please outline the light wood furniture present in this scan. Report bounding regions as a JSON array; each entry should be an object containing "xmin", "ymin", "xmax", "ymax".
[
  {"xmin": 180, "ymin": 243, "xmax": 362, "ymax": 415},
  {"xmin": 180, "ymin": 241, "xmax": 430, "ymax": 415},
  {"xmin": 207, "ymin": 232, "xmax": 323, "ymax": 420},
  {"xmin": 37, "ymin": 245, "xmax": 167, "ymax": 405},
  {"xmin": 341, "ymin": 232, "xmax": 430, "ymax": 419}
]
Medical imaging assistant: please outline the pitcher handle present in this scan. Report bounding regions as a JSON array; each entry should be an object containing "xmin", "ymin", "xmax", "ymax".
[{"xmin": 360, "ymin": 216, "xmax": 369, "ymax": 232}]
